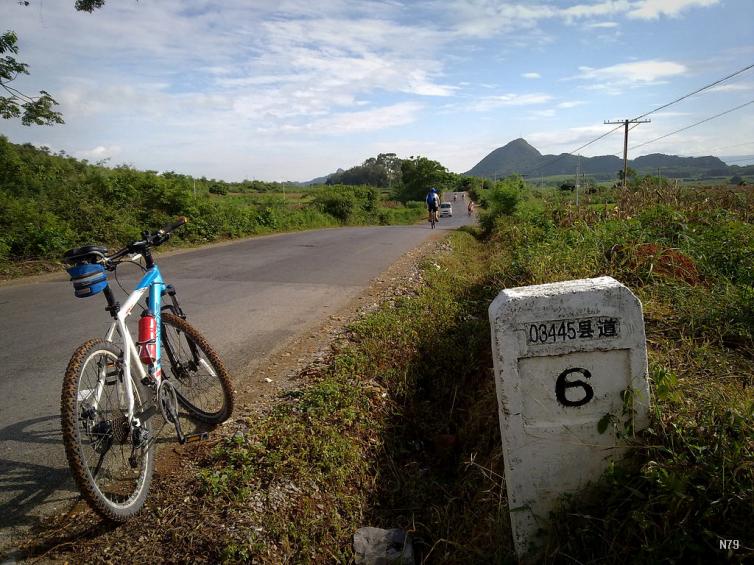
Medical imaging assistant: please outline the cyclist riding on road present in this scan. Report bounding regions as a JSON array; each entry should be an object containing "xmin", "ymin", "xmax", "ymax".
[{"xmin": 426, "ymin": 187, "xmax": 440, "ymax": 223}]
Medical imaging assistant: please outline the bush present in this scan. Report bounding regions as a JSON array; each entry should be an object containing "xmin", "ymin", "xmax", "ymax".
[
  {"xmin": 311, "ymin": 185, "xmax": 380, "ymax": 223},
  {"xmin": 478, "ymin": 176, "xmax": 522, "ymax": 234}
]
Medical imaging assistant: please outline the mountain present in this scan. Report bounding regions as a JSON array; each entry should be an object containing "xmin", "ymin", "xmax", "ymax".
[
  {"xmin": 297, "ymin": 168, "xmax": 343, "ymax": 186},
  {"xmin": 465, "ymin": 139, "xmax": 731, "ymax": 180},
  {"xmin": 467, "ymin": 138, "xmax": 543, "ymax": 178}
]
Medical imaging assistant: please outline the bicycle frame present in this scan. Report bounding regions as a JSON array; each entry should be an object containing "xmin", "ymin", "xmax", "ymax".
[{"xmin": 101, "ymin": 265, "xmax": 166, "ymax": 423}]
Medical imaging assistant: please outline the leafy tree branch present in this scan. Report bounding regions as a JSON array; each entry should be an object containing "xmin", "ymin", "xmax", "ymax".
[
  {"xmin": 3, "ymin": 1, "xmax": 107, "ymax": 125},
  {"xmin": 0, "ymin": 31, "xmax": 63, "ymax": 125}
]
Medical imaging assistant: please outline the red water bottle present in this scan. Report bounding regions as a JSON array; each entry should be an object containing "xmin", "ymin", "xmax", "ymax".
[{"xmin": 138, "ymin": 310, "xmax": 157, "ymax": 365}]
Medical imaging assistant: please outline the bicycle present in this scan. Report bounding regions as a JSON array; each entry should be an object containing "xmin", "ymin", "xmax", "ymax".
[
  {"xmin": 428, "ymin": 206, "xmax": 438, "ymax": 229},
  {"xmin": 60, "ymin": 217, "xmax": 234, "ymax": 521}
]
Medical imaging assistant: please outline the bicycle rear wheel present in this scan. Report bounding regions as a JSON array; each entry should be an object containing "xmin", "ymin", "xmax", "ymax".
[
  {"xmin": 61, "ymin": 339, "xmax": 155, "ymax": 521},
  {"xmin": 160, "ymin": 313, "xmax": 234, "ymax": 424}
]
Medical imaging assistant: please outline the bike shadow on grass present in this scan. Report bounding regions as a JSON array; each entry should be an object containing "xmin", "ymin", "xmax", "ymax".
[{"xmin": 0, "ymin": 412, "xmax": 207, "ymax": 559}]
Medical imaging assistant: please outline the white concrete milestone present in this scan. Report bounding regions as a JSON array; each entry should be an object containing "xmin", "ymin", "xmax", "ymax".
[{"xmin": 488, "ymin": 276, "xmax": 649, "ymax": 558}]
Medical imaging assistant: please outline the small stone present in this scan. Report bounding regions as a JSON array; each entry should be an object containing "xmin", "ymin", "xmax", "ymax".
[
  {"xmin": 264, "ymin": 378, "xmax": 273, "ymax": 383},
  {"xmin": 354, "ymin": 527, "xmax": 414, "ymax": 565}
]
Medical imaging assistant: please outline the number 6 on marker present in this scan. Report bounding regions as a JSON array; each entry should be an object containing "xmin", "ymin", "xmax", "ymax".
[{"xmin": 555, "ymin": 367, "xmax": 594, "ymax": 407}]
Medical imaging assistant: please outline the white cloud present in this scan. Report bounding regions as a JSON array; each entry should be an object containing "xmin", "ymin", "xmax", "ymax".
[
  {"xmin": 75, "ymin": 145, "xmax": 122, "ymax": 160},
  {"xmin": 470, "ymin": 93, "xmax": 554, "ymax": 111},
  {"xmin": 436, "ymin": 0, "xmax": 717, "ymax": 39},
  {"xmin": 587, "ymin": 21, "xmax": 620, "ymax": 28},
  {"xmin": 283, "ymin": 102, "xmax": 423, "ymax": 135},
  {"xmin": 557, "ymin": 100, "xmax": 586, "ymax": 109},
  {"xmin": 628, "ymin": 0, "xmax": 720, "ymax": 20},
  {"xmin": 529, "ymin": 109, "xmax": 556, "ymax": 118},
  {"xmin": 705, "ymin": 82, "xmax": 754, "ymax": 94},
  {"xmin": 570, "ymin": 59, "xmax": 687, "ymax": 94},
  {"xmin": 561, "ymin": 0, "xmax": 632, "ymax": 20},
  {"xmin": 577, "ymin": 59, "xmax": 686, "ymax": 83},
  {"xmin": 522, "ymin": 72, "xmax": 541, "ymax": 79}
]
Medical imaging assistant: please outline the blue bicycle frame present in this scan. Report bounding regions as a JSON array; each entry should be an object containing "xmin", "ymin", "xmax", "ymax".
[{"xmin": 103, "ymin": 264, "xmax": 166, "ymax": 423}]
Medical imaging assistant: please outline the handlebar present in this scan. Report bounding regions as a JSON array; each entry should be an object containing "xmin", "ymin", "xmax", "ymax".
[
  {"xmin": 105, "ymin": 217, "xmax": 189, "ymax": 264},
  {"xmin": 158, "ymin": 216, "xmax": 188, "ymax": 236}
]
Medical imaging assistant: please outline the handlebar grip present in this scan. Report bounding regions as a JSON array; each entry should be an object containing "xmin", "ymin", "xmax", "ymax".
[{"xmin": 160, "ymin": 216, "xmax": 188, "ymax": 235}]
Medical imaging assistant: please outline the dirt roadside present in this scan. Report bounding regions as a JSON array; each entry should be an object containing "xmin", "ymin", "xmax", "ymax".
[{"xmin": 8, "ymin": 230, "xmax": 446, "ymax": 563}]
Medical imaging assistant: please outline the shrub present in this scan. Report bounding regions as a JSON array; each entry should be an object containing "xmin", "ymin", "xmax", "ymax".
[{"xmin": 478, "ymin": 176, "xmax": 522, "ymax": 234}]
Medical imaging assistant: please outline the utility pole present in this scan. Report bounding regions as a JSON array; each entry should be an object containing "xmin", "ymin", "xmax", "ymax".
[
  {"xmin": 604, "ymin": 118, "xmax": 651, "ymax": 188},
  {"xmin": 576, "ymin": 154, "xmax": 581, "ymax": 207}
]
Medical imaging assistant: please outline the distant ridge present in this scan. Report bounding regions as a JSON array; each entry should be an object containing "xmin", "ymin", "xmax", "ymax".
[
  {"xmin": 465, "ymin": 139, "xmax": 733, "ymax": 179},
  {"xmin": 297, "ymin": 168, "xmax": 343, "ymax": 186}
]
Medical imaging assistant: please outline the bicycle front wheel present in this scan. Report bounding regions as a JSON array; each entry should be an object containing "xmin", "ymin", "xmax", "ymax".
[
  {"xmin": 61, "ymin": 339, "xmax": 155, "ymax": 521},
  {"xmin": 160, "ymin": 313, "xmax": 234, "ymax": 424}
]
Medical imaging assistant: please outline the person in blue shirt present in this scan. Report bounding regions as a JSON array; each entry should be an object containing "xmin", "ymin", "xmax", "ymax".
[{"xmin": 426, "ymin": 187, "xmax": 440, "ymax": 223}]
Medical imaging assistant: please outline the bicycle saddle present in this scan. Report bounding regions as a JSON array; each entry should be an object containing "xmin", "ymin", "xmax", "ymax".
[{"xmin": 63, "ymin": 245, "xmax": 108, "ymax": 264}]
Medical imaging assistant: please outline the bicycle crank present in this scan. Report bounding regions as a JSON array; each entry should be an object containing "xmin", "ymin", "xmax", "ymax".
[{"xmin": 158, "ymin": 379, "xmax": 180, "ymax": 424}]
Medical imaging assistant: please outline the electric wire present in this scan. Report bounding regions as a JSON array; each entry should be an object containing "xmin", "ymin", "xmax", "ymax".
[
  {"xmin": 521, "ymin": 123, "xmax": 623, "ymax": 177},
  {"xmin": 629, "ymin": 99, "xmax": 754, "ymax": 152},
  {"xmin": 630, "ymin": 62, "xmax": 754, "ymax": 121},
  {"xmin": 519, "ymin": 62, "xmax": 754, "ymax": 177}
]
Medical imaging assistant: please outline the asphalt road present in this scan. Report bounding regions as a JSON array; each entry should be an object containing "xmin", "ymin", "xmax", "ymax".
[{"xmin": 0, "ymin": 193, "xmax": 474, "ymax": 553}]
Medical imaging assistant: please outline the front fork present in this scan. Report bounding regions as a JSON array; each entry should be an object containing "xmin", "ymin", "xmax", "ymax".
[
  {"xmin": 156, "ymin": 286, "xmax": 207, "ymax": 445},
  {"xmin": 161, "ymin": 284, "xmax": 186, "ymax": 319}
]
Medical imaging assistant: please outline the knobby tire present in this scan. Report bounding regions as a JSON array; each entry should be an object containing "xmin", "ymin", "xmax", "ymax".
[
  {"xmin": 160, "ymin": 313, "xmax": 234, "ymax": 424},
  {"xmin": 61, "ymin": 339, "xmax": 155, "ymax": 521}
]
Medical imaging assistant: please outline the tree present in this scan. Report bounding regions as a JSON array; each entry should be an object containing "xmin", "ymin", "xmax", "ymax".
[
  {"xmin": 3, "ymin": 1, "xmax": 107, "ymax": 126},
  {"xmin": 617, "ymin": 167, "xmax": 637, "ymax": 182},
  {"xmin": 396, "ymin": 156, "xmax": 453, "ymax": 201},
  {"xmin": 729, "ymin": 174, "xmax": 745, "ymax": 186},
  {"xmin": 326, "ymin": 153, "xmax": 404, "ymax": 188},
  {"xmin": 0, "ymin": 32, "xmax": 63, "ymax": 126},
  {"xmin": 74, "ymin": 0, "xmax": 106, "ymax": 11}
]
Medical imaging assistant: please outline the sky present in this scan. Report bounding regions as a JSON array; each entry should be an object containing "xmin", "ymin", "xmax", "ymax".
[{"xmin": 1, "ymin": 0, "xmax": 753, "ymax": 181}]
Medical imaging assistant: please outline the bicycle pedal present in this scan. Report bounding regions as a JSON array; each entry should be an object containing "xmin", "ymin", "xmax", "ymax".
[{"xmin": 181, "ymin": 432, "xmax": 209, "ymax": 444}]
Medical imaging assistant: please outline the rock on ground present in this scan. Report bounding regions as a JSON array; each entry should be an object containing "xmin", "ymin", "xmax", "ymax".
[{"xmin": 353, "ymin": 527, "xmax": 414, "ymax": 565}]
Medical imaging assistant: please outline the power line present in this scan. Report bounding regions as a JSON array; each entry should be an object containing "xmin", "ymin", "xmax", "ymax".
[
  {"xmin": 517, "ymin": 62, "xmax": 754, "ymax": 178},
  {"xmin": 522, "ymin": 123, "xmax": 624, "ymax": 176},
  {"xmin": 629, "ymin": 99, "xmax": 754, "ymax": 152},
  {"xmin": 631, "ymin": 62, "xmax": 754, "ymax": 121},
  {"xmin": 710, "ymin": 140, "xmax": 754, "ymax": 151}
]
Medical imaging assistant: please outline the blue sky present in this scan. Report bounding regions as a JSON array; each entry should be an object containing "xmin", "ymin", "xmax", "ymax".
[{"xmin": 1, "ymin": 0, "xmax": 753, "ymax": 181}]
